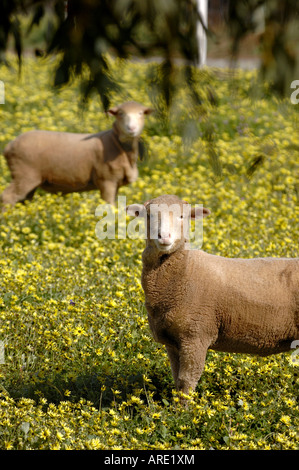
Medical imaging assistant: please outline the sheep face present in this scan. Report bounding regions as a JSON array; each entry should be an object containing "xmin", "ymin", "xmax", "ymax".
[
  {"xmin": 108, "ymin": 101, "xmax": 153, "ymax": 140},
  {"xmin": 127, "ymin": 195, "xmax": 210, "ymax": 254}
]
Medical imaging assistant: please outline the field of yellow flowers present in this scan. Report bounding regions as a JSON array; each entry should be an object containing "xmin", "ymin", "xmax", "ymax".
[{"xmin": 0, "ymin": 55, "xmax": 298, "ymax": 450}]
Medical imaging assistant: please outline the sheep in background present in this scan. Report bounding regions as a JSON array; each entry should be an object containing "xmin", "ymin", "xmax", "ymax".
[
  {"xmin": 1, "ymin": 101, "xmax": 152, "ymax": 209},
  {"xmin": 127, "ymin": 194, "xmax": 299, "ymax": 397}
]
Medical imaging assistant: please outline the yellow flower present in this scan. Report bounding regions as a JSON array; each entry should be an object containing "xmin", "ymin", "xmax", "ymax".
[
  {"xmin": 40, "ymin": 428, "xmax": 51, "ymax": 440},
  {"xmin": 87, "ymin": 438, "xmax": 102, "ymax": 450},
  {"xmin": 73, "ymin": 326, "xmax": 87, "ymax": 337},
  {"xmin": 280, "ymin": 415, "xmax": 291, "ymax": 426},
  {"xmin": 4, "ymin": 441, "xmax": 13, "ymax": 450}
]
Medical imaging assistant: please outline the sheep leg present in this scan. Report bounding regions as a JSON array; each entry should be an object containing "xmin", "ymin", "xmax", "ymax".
[
  {"xmin": 1, "ymin": 176, "xmax": 41, "ymax": 209},
  {"xmin": 96, "ymin": 180, "xmax": 118, "ymax": 205},
  {"xmin": 176, "ymin": 341, "xmax": 208, "ymax": 396},
  {"xmin": 165, "ymin": 345, "xmax": 180, "ymax": 388}
]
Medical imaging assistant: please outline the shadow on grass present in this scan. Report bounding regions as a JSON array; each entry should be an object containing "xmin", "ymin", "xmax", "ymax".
[{"xmin": 6, "ymin": 368, "xmax": 174, "ymax": 409}]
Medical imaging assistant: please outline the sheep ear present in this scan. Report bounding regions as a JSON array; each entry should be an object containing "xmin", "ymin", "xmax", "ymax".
[
  {"xmin": 126, "ymin": 204, "xmax": 146, "ymax": 217},
  {"xmin": 107, "ymin": 106, "xmax": 119, "ymax": 116},
  {"xmin": 190, "ymin": 206, "xmax": 211, "ymax": 219},
  {"xmin": 143, "ymin": 107, "xmax": 154, "ymax": 115}
]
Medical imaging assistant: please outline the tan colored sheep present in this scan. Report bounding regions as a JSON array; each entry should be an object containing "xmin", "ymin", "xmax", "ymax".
[
  {"xmin": 127, "ymin": 194, "xmax": 299, "ymax": 396},
  {"xmin": 1, "ymin": 101, "xmax": 152, "ymax": 209}
]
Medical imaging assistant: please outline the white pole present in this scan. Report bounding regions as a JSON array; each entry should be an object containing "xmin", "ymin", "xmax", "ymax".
[
  {"xmin": 196, "ymin": 0, "xmax": 208, "ymax": 66},
  {"xmin": 64, "ymin": 0, "xmax": 68, "ymax": 19}
]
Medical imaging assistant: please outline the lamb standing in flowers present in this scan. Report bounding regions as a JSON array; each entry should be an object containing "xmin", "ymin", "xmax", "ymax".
[
  {"xmin": 1, "ymin": 101, "xmax": 152, "ymax": 209},
  {"xmin": 127, "ymin": 194, "xmax": 299, "ymax": 396}
]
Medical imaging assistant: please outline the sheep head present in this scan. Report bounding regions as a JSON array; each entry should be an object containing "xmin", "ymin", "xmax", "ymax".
[
  {"xmin": 127, "ymin": 194, "xmax": 210, "ymax": 254},
  {"xmin": 108, "ymin": 101, "xmax": 153, "ymax": 141}
]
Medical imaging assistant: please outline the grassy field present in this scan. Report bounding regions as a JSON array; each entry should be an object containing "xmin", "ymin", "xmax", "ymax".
[{"xmin": 0, "ymin": 55, "xmax": 298, "ymax": 450}]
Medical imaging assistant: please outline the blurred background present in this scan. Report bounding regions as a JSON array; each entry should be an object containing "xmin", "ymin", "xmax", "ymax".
[{"xmin": 1, "ymin": 0, "xmax": 299, "ymax": 105}]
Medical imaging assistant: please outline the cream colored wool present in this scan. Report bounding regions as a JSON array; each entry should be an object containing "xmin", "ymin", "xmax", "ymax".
[
  {"xmin": 1, "ymin": 101, "xmax": 152, "ymax": 208},
  {"xmin": 127, "ymin": 194, "xmax": 299, "ymax": 395}
]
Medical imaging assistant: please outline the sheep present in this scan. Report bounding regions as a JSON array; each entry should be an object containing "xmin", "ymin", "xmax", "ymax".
[
  {"xmin": 127, "ymin": 194, "xmax": 299, "ymax": 397},
  {"xmin": 1, "ymin": 101, "xmax": 152, "ymax": 209}
]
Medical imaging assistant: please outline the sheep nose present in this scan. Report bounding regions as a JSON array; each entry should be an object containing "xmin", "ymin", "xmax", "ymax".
[
  {"xmin": 158, "ymin": 232, "xmax": 172, "ymax": 245},
  {"xmin": 128, "ymin": 125, "xmax": 137, "ymax": 132}
]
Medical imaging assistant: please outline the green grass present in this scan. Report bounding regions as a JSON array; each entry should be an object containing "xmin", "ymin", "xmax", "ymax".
[{"xmin": 0, "ymin": 55, "xmax": 298, "ymax": 450}]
